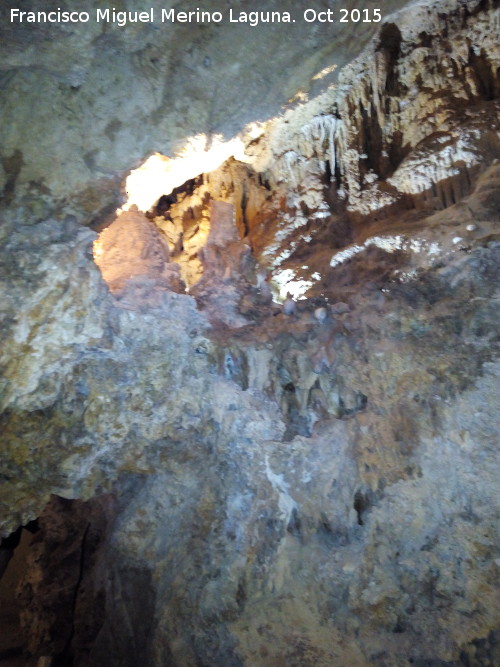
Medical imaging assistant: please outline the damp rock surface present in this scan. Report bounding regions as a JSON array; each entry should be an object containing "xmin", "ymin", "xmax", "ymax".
[
  {"xmin": 3, "ymin": 166, "xmax": 499, "ymax": 665},
  {"xmin": 0, "ymin": 0, "xmax": 411, "ymax": 224},
  {"xmin": 0, "ymin": 0, "xmax": 499, "ymax": 665}
]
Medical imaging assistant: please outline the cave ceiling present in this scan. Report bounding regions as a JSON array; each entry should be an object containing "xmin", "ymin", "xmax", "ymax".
[{"xmin": 0, "ymin": 0, "xmax": 413, "ymax": 220}]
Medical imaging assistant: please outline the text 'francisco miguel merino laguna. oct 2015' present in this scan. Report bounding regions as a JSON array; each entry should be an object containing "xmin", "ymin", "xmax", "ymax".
[{"xmin": 9, "ymin": 7, "xmax": 384, "ymax": 27}]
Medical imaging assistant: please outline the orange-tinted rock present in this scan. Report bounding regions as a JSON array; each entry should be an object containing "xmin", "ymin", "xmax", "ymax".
[{"xmin": 93, "ymin": 208, "xmax": 170, "ymax": 293}]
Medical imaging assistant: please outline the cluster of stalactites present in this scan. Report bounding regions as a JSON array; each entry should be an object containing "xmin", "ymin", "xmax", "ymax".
[
  {"xmin": 272, "ymin": 113, "xmax": 342, "ymax": 188},
  {"xmin": 253, "ymin": 1, "xmax": 499, "ymax": 216}
]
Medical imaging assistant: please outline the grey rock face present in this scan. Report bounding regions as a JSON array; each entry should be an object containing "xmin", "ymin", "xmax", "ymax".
[
  {"xmin": 3, "ymin": 172, "xmax": 499, "ymax": 665},
  {"xmin": 0, "ymin": 1, "xmax": 499, "ymax": 666},
  {"xmin": 0, "ymin": 0, "xmax": 411, "ymax": 225}
]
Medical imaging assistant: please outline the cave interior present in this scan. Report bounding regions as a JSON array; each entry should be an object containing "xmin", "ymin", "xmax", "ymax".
[{"xmin": 0, "ymin": 1, "xmax": 499, "ymax": 666}]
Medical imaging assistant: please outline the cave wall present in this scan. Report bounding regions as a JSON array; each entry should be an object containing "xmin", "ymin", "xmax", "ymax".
[
  {"xmin": 0, "ymin": 0, "xmax": 409, "ymax": 227},
  {"xmin": 137, "ymin": 0, "xmax": 499, "ymax": 299},
  {"xmin": 0, "ymin": 0, "xmax": 499, "ymax": 665}
]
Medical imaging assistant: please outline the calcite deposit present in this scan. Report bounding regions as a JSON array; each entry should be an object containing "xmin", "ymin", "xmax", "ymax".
[{"xmin": 0, "ymin": 0, "xmax": 499, "ymax": 665}]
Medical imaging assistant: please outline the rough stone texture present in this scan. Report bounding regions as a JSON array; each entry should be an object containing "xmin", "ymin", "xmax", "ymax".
[
  {"xmin": 93, "ymin": 207, "xmax": 185, "ymax": 295},
  {"xmin": 0, "ymin": 0, "xmax": 499, "ymax": 665},
  {"xmin": 225, "ymin": 0, "xmax": 500, "ymax": 293},
  {"xmin": 16, "ymin": 495, "xmax": 112, "ymax": 660},
  {"xmin": 0, "ymin": 0, "xmax": 410, "ymax": 226},
  {"xmin": 133, "ymin": 0, "xmax": 499, "ymax": 302}
]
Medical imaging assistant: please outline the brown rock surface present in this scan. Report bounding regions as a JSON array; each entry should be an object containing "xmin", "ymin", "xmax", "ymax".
[{"xmin": 0, "ymin": 1, "xmax": 499, "ymax": 665}]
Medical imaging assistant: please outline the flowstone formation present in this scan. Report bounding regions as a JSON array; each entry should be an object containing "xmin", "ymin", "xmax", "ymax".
[
  {"xmin": 1, "ymin": 0, "xmax": 499, "ymax": 665},
  {"xmin": 0, "ymin": 0, "xmax": 409, "ymax": 227}
]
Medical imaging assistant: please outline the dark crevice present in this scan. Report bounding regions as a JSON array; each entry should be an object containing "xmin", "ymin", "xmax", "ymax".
[
  {"xmin": 0, "ymin": 522, "xmax": 39, "ymax": 665},
  {"xmin": 377, "ymin": 23, "xmax": 404, "ymax": 97},
  {"xmin": 359, "ymin": 102, "xmax": 384, "ymax": 176},
  {"xmin": 338, "ymin": 391, "xmax": 368, "ymax": 419},
  {"xmin": 240, "ymin": 183, "xmax": 249, "ymax": 237},
  {"xmin": 151, "ymin": 175, "xmax": 204, "ymax": 219},
  {"xmin": 1, "ymin": 149, "xmax": 24, "ymax": 205},
  {"xmin": 57, "ymin": 521, "xmax": 91, "ymax": 666},
  {"xmin": 258, "ymin": 173, "xmax": 271, "ymax": 191},
  {"xmin": 388, "ymin": 130, "xmax": 408, "ymax": 174},
  {"xmin": 353, "ymin": 488, "xmax": 379, "ymax": 526},
  {"xmin": 0, "ymin": 646, "xmax": 24, "ymax": 660},
  {"xmin": 236, "ymin": 577, "xmax": 246, "ymax": 609},
  {"xmin": 468, "ymin": 46, "xmax": 498, "ymax": 101},
  {"xmin": 286, "ymin": 508, "xmax": 302, "ymax": 537},
  {"xmin": 0, "ymin": 520, "xmax": 39, "ymax": 580},
  {"xmin": 324, "ymin": 159, "xmax": 333, "ymax": 183}
]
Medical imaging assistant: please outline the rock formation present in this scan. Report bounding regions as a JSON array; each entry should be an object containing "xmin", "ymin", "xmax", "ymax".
[{"xmin": 0, "ymin": 0, "xmax": 499, "ymax": 665}]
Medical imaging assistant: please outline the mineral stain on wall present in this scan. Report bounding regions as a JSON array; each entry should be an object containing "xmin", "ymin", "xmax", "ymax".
[{"xmin": 0, "ymin": 0, "xmax": 499, "ymax": 665}]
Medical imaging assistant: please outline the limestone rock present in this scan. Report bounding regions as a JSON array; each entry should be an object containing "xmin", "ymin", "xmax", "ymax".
[
  {"xmin": 0, "ymin": 1, "xmax": 499, "ymax": 665},
  {"xmin": 93, "ymin": 208, "xmax": 170, "ymax": 292},
  {"xmin": 0, "ymin": 0, "xmax": 412, "ymax": 223}
]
